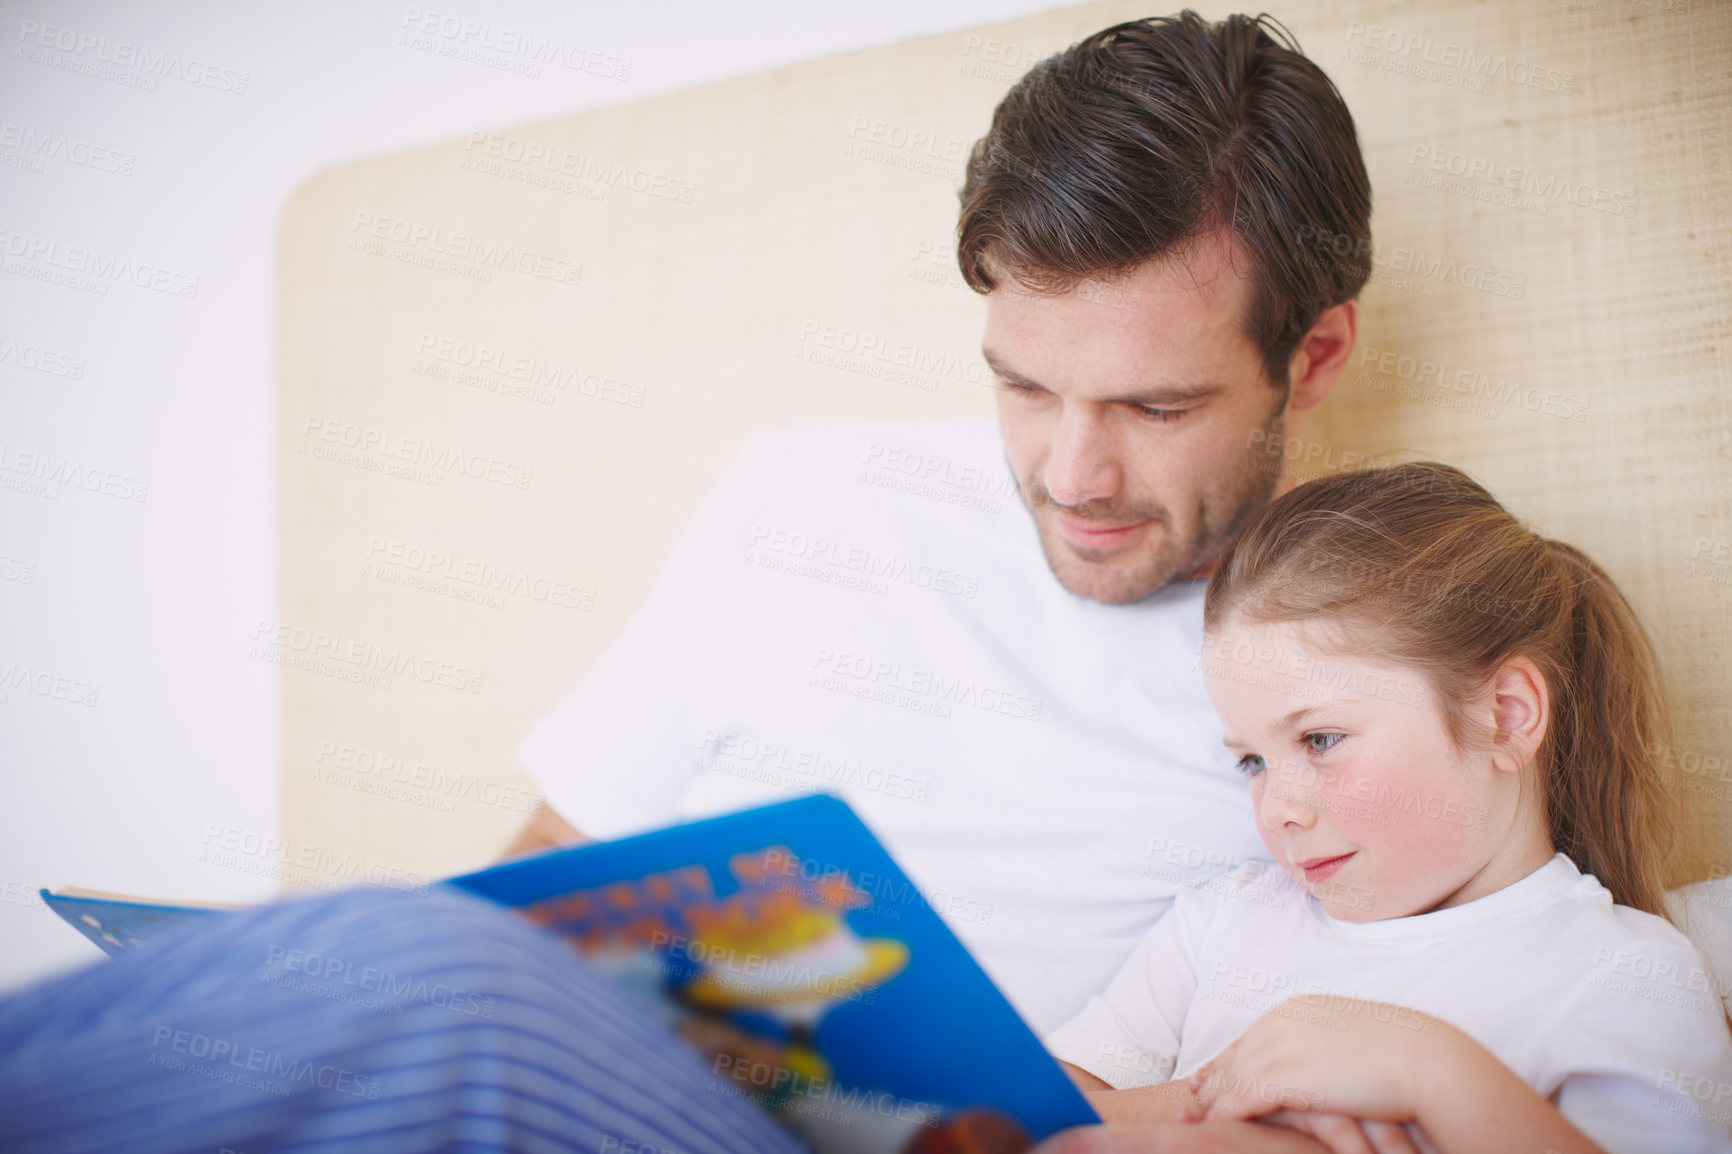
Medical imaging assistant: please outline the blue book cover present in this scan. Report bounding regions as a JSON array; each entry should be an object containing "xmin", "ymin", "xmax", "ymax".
[
  {"xmin": 48, "ymin": 795, "xmax": 1100, "ymax": 1152},
  {"xmin": 39, "ymin": 889, "xmax": 233, "ymax": 957}
]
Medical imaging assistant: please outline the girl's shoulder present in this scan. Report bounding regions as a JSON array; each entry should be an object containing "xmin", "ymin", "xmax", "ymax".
[
  {"xmin": 1552, "ymin": 864, "xmax": 1703, "ymax": 948},
  {"xmin": 1532, "ymin": 866, "xmax": 1723, "ymax": 1013}
]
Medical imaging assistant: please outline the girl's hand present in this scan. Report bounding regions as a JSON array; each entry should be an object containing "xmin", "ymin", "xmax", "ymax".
[
  {"xmin": 1188, "ymin": 998, "xmax": 1613, "ymax": 1154},
  {"xmin": 1184, "ymin": 995, "xmax": 1448, "ymax": 1124}
]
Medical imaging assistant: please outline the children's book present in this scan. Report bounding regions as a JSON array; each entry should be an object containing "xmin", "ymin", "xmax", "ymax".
[
  {"xmin": 40, "ymin": 887, "xmax": 238, "ymax": 955},
  {"xmin": 44, "ymin": 794, "xmax": 1100, "ymax": 1153}
]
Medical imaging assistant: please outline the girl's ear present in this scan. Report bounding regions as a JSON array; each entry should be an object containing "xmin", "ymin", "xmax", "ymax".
[{"xmin": 1489, "ymin": 655, "xmax": 1550, "ymax": 774}]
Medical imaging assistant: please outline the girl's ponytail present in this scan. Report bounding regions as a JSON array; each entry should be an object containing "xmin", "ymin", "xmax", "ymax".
[{"xmin": 1541, "ymin": 541, "xmax": 1677, "ymax": 918}]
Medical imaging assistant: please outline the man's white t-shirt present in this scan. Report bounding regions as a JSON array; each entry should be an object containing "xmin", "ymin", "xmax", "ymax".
[
  {"xmin": 1046, "ymin": 855, "xmax": 1732, "ymax": 1153},
  {"xmin": 519, "ymin": 419, "xmax": 1268, "ymax": 1034}
]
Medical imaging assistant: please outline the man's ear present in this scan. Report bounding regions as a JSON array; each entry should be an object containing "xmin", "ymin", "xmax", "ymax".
[
  {"xmin": 1284, "ymin": 299, "xmax": 1357, "ymax": 413},
  {"xmin": 1489, "ymin": 655, "xmax": 1550, "ymax": 774}
]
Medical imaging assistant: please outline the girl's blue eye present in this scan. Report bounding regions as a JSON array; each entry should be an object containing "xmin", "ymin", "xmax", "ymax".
[
  {"xmin": 1236, "ymin": 754, "xmax": 1266, "ymax": 776},
  {"xmin": 1304, "ymin": 732, "xmax": 1344, "ymax": 755}
]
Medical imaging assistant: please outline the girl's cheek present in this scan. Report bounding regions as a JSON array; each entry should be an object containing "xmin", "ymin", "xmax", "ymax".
[
  {"xmin": 1255, "ymin": 824, "xmax": 1279, "ymax": 856},
  {"xmin": 1250, "ymin": 792, "xmax": 1284, "ymax": 860},
  {"xmin": 1325, "ymin": 771, "xmax": 1387, "ymax": 835}
]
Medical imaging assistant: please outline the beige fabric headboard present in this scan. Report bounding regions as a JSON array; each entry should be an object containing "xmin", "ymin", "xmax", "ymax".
[{"xmin": 278, "ymin": 0, "xmax": 1732, "ymax": 891}]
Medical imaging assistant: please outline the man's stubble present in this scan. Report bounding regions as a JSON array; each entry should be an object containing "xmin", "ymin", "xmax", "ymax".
[{"xmin": 1014, "ymin": 402, "xmax": 1287, "ymax": 605}]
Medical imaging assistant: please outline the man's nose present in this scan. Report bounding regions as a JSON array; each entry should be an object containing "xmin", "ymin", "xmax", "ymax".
[{"xmin": 1041, "ymin": 405, "xmax": 1120, "ymax": 509}]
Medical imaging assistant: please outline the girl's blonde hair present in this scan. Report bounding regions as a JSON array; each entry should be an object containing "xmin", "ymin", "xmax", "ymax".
[{"xmin": 1203, "ymin": 462, "xmax": 1677, "ymax": 917}]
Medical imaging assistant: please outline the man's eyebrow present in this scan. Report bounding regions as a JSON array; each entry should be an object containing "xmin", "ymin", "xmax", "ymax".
[
  {"xmin": 981, "ymin": 350, "xmax": 1041, "ymax": 389},
  {"xmin": 979, "ymin": 350, "xmax": 1224, "ymax": 407},
  {"xmin": 1109, "ymin": 382, "xmax": 1225, "ymax": 407}
]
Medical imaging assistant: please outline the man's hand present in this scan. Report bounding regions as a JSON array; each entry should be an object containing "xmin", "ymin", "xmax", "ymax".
[
  {"xmin": 502, "ymin": 803, "xmax": 584, "ymax": 859},
  {"xmin": 1085, "ymin": 1080, "xmax": 1198, "ymax": 1124},
  {"xmin": 1059, "ymin": 1059, "xmax": 1112, "ymax": 1092},
  {"xmin": 1225, "ymin": 1112, "xmax": 1420, "ymax": 1154},
  {"xmin": 1030, "ymin": 1119, "xmax": 1336, "ymax": 1154}
]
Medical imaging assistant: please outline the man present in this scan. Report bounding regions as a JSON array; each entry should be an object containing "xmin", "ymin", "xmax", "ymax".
[
  {"xmin": 0, "ymin": 13, "xmax": 1371, "ymax": 1153},
  {"xmin": 511, "ymin": 10, "xmax": 1366, "ymax": 1045}
]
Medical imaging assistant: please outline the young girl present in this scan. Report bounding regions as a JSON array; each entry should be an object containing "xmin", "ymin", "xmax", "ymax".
[{"xmin": 1045, "ymin": 463, "xmax": 1732, "ymax": 1154}]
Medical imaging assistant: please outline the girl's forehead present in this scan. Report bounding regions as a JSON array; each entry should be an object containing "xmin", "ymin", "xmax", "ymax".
[
  {"xmin": 1201, "ymin": 616, "xmax": 1437, "ymax": 721},
  {"xmin": 1205, "ymin": 615, "xmax": 1348, "ymax": 660}
]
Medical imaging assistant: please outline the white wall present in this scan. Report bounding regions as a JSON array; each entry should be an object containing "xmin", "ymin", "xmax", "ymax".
[{"xmin": 0, "ymin": 0, "xmax": 1068, "ymax": 994}]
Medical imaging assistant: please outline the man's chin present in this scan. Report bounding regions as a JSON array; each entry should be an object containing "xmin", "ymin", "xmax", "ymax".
[{"xmin": 1038, "ymin": 532, "xmax": 1196, "ymax": 605}]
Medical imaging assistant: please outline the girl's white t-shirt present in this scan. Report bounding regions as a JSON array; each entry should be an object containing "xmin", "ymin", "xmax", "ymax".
[{"xmin": 1046, "ymin": 854, "xmax": 1732, "ymax": 1153}]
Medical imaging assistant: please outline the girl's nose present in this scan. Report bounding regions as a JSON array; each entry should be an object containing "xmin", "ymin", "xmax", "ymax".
[{"xmin": 1257, "ymin": 763, "xmax": 1321, "ymax": 831}]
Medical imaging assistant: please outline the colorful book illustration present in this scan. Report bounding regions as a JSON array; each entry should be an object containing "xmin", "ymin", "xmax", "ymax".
[{"xmin": 44, "ymin": 795, "xmax": 1100, "ymax": 1152}]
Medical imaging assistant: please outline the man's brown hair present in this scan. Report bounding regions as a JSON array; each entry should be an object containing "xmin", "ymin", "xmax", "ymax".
[{"xmin": 957, "ymin": 11, "xmax": 1372, "ymax": 386}]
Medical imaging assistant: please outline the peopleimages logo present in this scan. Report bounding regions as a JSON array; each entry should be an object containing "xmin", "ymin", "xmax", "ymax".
[
  {"xmin": 462, "ymin": 133, "xmax": 694, "ymax": 204},
  {"xmin": 148, "ymin": 1027, "xmax": 380, "ymax": 1098},
  {"xmin": 1356, "ymin": 345, "xmax": 1590, "ymax": 423},
  {"xmin": 198, "ymin": 823, "xmax": 431, "ymax": 894},
  {"xmin": 398, "ymin": 7, "xmax": 631, "ymax": 80},
  {"xmin": 414, "ymin": 334, "xmax": 644, "ymax": 408},
  {"xmin": 1201, "ymin": 631, "xmax": 1427, "ymax": 708},
  {"xmin": 0, "ymin": 663, "xmax": 100, "ymax": 707},
  {"xmin": 363, "ymin": 536, "xmax": 594, "ymax": 611},
  {"xmin": 1294, "ymin": 226, "xmax": 1526, "ymax": 300},
  {"xmin": 1342, "ymin": 22, "xmax": 1575, "ymax": 94},
  {"xmin": 249, "ymin": 619, "xmax": 485, "ymax": 695},
  {"xmin": 748, "ymin": 524, "xmax": 980, "ymax": 599},
  {"xmin": 299, "ymin": 415, "xmax": 533, "ymax": 490},
  {"xmin": 1407, "ymin": 145, "xmax": 1638, "ymax": 219},
  {"xmin": 0, "ymin": 443, "xmax": 148, "ymax": 502},
  {"xmin": 808, "ymin": 647, "xmax": 1043, "ymax": 723},
  {"xmin": 0, "ymin": 122, "xmax": 135, "ymax": 174},
  {"xmin": 0, "ymin": 227, "xmax": 199, "ymax": 298},
  {"xmin": 0, "ymin": 334, "xmax": 86, "ymax": 378},
  {"xmin": 15, "ymin": 19, "xmax": 250, "ymax": 93},
  {"xmin": 264, "ymin": 944, "xmax": 498, "ymax": 1018},
  {"xmin": 696, "ymin": 728, "xmax": 931, "ymax": 804},
  {"xmin": 347, "ymin": 211, "xmax": 581, "ymax": 287},
  {"xmin": 313, "ymin": 739, "xmax": 544, "ymax": 815}
]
